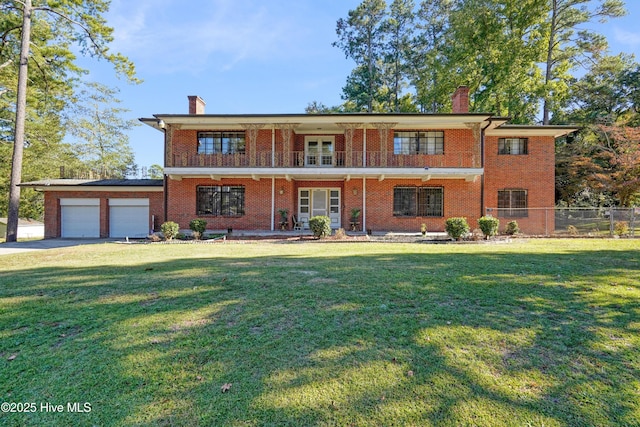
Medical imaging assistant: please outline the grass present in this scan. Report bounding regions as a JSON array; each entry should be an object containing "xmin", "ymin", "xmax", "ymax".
[{"xmin": 0, "ymin": 239, "xmax": 639, "ymax": 426}]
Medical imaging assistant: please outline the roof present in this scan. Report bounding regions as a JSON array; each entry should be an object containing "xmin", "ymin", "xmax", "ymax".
[
  {"xmin": 20, "ymin": 179, "xmax": 164, "ymax": 192},
  {"xmin": 20, "ymin": 179, "xmax": 163, "ymax": 187},
  {"xmin": 139, "ymin": 112, "xmax": 578, "ymax": 137}
]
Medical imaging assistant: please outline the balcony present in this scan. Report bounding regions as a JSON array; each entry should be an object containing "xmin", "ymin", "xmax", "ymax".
[{"xmin": 172, "ymin": 151, "xmax": 480, "ymax": 169}]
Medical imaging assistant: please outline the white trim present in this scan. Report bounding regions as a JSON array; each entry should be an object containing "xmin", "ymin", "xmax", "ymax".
[
  {"xmin": 108, "ymin": 198, "xmax": 150, "ymax": 207},
  {"xmin": 60, "ymin": 198, "xmax": 100, "ymax": 206},
  {"xmin": 164, "ymin": 167, "xmax": 483, "ymax": 181},
  {"xmin": 32, "ymin": 186, "xmax": 162, "ymax": 192}
]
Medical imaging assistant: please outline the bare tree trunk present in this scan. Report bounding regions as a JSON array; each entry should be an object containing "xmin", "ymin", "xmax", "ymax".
[
  {"xmin": 6, "ymin": 0, "xmax": 32, "ymax": 242},
  {"xmin": 542, "ymin": 0, "xmax": 557, "ymax": 125}
]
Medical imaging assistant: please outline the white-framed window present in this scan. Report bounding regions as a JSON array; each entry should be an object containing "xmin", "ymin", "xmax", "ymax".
[{"xmin": 305, "ymin": 137, "xmax": 334, "ymax": 166}]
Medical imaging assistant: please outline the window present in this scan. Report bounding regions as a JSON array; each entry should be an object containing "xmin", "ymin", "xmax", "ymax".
[
  {"xmin": 197, "ymin": 186, "xmax": 245, "ymax": 216},
  {"xmin": 393, "ymin": 187, "xmax": 443, "ymax": 217},
  {"xmin": 197, "ymin": 132, "xmax": 245, "ymax": 154},
  {"xmin": 497, "ymin": 189, "xmax": 527, "ymax": 217},
  {"xmin": 394, "ymin": 131, "xmax": 444, "ymax": 155},
  {"xmin": 498, "ymin": 138, "xmax": 528, "ymax": 155}
]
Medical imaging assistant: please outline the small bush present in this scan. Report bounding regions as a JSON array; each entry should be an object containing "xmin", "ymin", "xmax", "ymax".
[
  {"xmin": 614, "ymin": 221, "xmax": 629, "ymax": 237},
  {"xmin": 309, "ymin": 215, "xmax": 331, "ymax": 238},
  {"xmin": 470, "ymin": 228, "xmax": 484, "ymax": 241},
  {"xmin": 445, "ymin": 217, "xmax": 470, "ymax": 241},
  {"xmin": 161, "ymin": 221, "xmax": 180, "ymax": 240},
  {"xmin": 505, "ymin": 220, "xmax": 519, "ymax": 236},
  {"xmin": 334, "ymin": 228, "xmax": 347, "ymax": 240},
  {"xmin": 189, "ymin": 219, "xmax": 207, "ymax": 240},
  {"xmin": 478, "ymin": 216, "xmax": 499, "ymax": 239},
  {"xmin": 420, "ymin": 223, "xmax": 427, "ymax": 235},
  {"xmin": 567, "ymin": 225, "xmax": 579, "ymax": 236}
]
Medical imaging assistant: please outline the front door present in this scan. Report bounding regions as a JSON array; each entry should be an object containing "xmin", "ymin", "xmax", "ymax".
[
  {"xmin": 305, "ymin": 137, "xmax": 334, "ymax": 167},
  {"xmin": 298, "ymin": 188, "xmax": 341, "ymax": 229}
]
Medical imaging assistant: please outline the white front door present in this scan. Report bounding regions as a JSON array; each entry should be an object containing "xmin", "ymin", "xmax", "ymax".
[{"xmin": 299, "ymin": 188, "xmax": 341, "ymax": 229}]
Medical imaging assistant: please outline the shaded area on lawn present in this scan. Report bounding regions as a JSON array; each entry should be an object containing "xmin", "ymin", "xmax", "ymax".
[{"xmin": 0, "ymin": 242, "xmax": 639, "ymax": 426}]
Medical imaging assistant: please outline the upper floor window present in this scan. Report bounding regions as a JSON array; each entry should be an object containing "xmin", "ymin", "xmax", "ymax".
[
  {"xmin": 394, "ymin": 131, "xmax": 444, "ymax": 155},
  {"xmin": 393, "ymin": 186, "xmax": 443, "ymax": 217},
  {"xmin": 197, "ymin": 131, "xmax": 245, "ymax": 154},
  {"xmin": 197, "ymin": 185, "xmax": 245, "ymax": 216},
  {"xmin": 498, "ymin": 189, "xmax": 527, "ymax": 217},
  {"xmin": 498, "ymin": 138, "xmax": 528, "ymax": 155}
]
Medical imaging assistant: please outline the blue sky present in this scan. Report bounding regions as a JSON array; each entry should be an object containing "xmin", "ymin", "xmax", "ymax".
[{"xmin": 78, "ymin": 0, "xmax": 640, "ymax": 170}]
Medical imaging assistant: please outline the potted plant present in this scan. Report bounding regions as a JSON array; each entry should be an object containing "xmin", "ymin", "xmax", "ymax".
[
  {"xmin": 278, "ymin": 208, "xmax": 289, "ymax": 230},
  {"xmin": 350, "ymin": 208, "xmax": 361, "ymax": 231}
]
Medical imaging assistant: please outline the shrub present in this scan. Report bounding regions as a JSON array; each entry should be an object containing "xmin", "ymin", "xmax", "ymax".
[
  {"xmin": 505, "ymin": 220, "xmax": 519, "ymax": 236},
  {"xmin": 189, "ymin": 219, "xmax": 207, "ymax": 240},
  {"xmin": 334, "ymin": 228, "xmax": 347, "ymax": 240},
  {"xmin": 445, "ymin": 217, "xmax": 470, "ymax": 241},
  {"xmin": 420, "ymin": 223, "xmax": 427, "ymax": 235},
  {"xmin": 567, "ymin": 225, "xmax": 579, "ymax": 236},
  {"xmin": 478, "ymin": 216, "xmax": 499, "ymax": 239},
  {"xmin": 614, "ymin": 221, "xmax": 629, "ymax": 237},
  {"xmin": 309, "ymin": 215, "xmax": 331, "ymax": 238},
  {"xmin": 161, "ymin": 221, "xmax": 179, "ymax": 240}
]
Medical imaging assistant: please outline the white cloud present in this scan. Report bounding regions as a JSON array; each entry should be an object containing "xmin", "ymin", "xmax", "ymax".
[
  {"xmin": 613, "ymin": 28, "xmax": 640, "ymax": 47},
  {"xmin": 106, "ymin": 0, "xmax": 299, "ymax": 74}
]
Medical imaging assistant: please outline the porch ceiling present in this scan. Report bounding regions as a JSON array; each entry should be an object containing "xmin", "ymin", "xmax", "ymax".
[
  {"xmin": 165, "ymin": 167, "xmax": 483, "ymax": 182},
  {"xmin": 141, "ymin": 113, "xmax": 497, "ymax": 133}
]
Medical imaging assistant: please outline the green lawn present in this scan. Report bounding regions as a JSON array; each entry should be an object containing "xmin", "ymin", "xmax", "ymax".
[{"xmin": 1, "ymin": 239, "xmax": 639, "ymax": 426}]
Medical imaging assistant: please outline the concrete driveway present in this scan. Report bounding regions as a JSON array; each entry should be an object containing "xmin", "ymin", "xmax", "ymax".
[{"xmin": 0, "ymin": 239, "xmax": 114, "ymax": 256}]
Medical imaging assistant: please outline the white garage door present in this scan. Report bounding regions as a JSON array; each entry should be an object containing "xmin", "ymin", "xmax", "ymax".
[
  {"xmin": 109, "ymin": 199, "xmax": 150, "ymax": 238},
  {"xmin": 61, "ymin": 198, "xmax": 100, "ymax": 238}
]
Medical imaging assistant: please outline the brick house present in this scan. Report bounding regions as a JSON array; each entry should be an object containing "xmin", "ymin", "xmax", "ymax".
[
  {"xmin": 25, "ymin": 87, "xmax": 576, "ymax": 238},
  {"xmin": 139, "ymin": 87, "xmax": 575, "ymax": 235}
]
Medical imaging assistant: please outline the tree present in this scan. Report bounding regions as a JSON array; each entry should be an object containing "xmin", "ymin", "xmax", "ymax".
[
  {"xmin": 410, "ymin": 0, "xmax": 455, "ymax": 112},
  {"xmin": 65, "ymin": 81, "xmax": 138, "ymax": 177},
  {"xmin": 147, "ymin": 164, "xmax": 164, "ymax": 180},
  {"xmin": 4, "ymin": 0, "xmax": 138, "ymax": 242},
  {"xmin": 381, "ymin": 0, "xmax": 415, "ymax": 112},
  {"xmin": 541, "ymin": 0, "xmax": 626, "ymax": 124},
  {"xmin": 555, "ymin": 53, "xmax": 640, "ymax": 207},
  {"xmin": 447, "ymin": 0, "xmax": 547, "ymax": 121},
  {"xmin": 333, "ymin": 0, "xmax": 387, "ymax": 112}
]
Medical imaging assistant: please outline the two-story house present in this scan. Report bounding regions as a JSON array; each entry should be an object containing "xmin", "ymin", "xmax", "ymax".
[
  {"xmin": 141, "ymin": 87, "xmax": 575, "ymax": 235},
  {"xmin": 25, "ymin": 87, "xmax": 577, "ymax": 238}
]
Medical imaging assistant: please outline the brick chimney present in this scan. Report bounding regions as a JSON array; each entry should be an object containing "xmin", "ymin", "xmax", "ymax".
[
  {"xmin": 451, "ymin": 86, "xmax": 469, "ymax": 113},
  {"xmin": 188, "ymin": 96, "xmax": 206, "ymax": 114}
]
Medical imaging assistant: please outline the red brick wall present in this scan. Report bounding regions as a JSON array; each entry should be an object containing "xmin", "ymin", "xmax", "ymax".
[
  {"xmin": 484, "ymin": 135, "xmax": 556, "ymax": 234},
  {"xmin": 363, "ymin": 178, "xmax": 482, "ymax": 232},
  {"xmin": 167, "ymin": 178, "xmax": 275, "ymax": 230},
  {"xmin": 43, "ymin": 191, "xmax": 164, "ymax": 238}
]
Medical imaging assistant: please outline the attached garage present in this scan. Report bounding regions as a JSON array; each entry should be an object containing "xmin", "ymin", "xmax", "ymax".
[
  {"xmin": 109, "ymin": 198, "xmax": 150, "ymax": 238},
  {"xmin": 60, "ymin": 198, "xmax": 100, "ymax": 238},
  {"xmin": 20, "ymin": 179, "xmax": 164, "ymax": 239}
]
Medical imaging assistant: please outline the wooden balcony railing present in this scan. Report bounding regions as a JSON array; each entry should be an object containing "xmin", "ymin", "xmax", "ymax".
[{"xmin": 173, "ymin": 151, "xmax": 480, "ymax": 168}]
